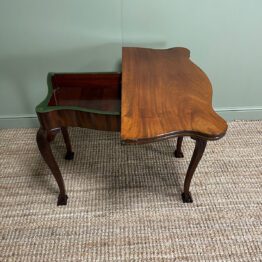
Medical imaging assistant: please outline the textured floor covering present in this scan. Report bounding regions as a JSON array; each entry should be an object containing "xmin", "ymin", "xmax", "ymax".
[{"xmin": 0, "ymin": 121, "xmax": 261, "ymax": 261}]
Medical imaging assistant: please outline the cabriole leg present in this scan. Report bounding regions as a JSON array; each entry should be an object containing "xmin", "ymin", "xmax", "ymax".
[
  {"xmin": 182, "ymin": 138, "xmax": 207, "ymax": 203},
  {"xmin": 61, "ymin": 127, "xmax": 74, "ymax": 160},
  {"xmin": 174, "ymin": 136, "xmax": 184, "ymax": 158},
  {"xmin": 36, "ymin": 127, "xmax": 68, "ymax": 205}
]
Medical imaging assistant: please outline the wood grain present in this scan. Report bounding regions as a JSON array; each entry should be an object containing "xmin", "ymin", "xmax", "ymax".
[
  {"xmin": 121, "ymin": 47, "xmax": 227, "ymax": 143},
  {"xmin": 37, "ymin": 73, "xmax": 121, "ymax": 132},
  {"xmin": 49, "ymin": 73, "xmax": 121, "ymax": 113}
]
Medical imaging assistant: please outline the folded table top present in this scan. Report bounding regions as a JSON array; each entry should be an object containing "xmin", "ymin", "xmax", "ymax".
[{"xmin": 121, "ymin": 47, "xmax": 227, "ymax": 144}]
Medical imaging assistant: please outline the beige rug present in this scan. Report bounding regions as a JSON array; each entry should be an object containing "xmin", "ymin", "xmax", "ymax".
[{"xmin": 0, "ymin": 121, "xmax": 261, "ymax": 261}]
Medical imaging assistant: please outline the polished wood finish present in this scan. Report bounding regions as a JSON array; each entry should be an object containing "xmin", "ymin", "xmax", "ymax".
[
  {"xmin": 182, "ymin": 138, "xmax": 207, "ymax": 203},
  {"xmin": 36, "ymin": 47, "xmax": 227, "ymax": 205},
  {"xmin": 36, "ymin": 127, "xmax": 68, "ymax": 205},
  {"xmin": 38, "ymin": 110, "xmax": 120, "ymax": 132},
  {"xmin": 37, "ymin": 73, "xmax": 121, "ymax": 131},
  {"xmin": 121, "ymin": 47, "xmax": 228, "ymax": 143},
  {"xmin": 36, "ymin": 73, "xmax": 121, "ymax": 205},
  {"xmin": 49, "ymin": 73, "xmax": 121, "ymax": 112}
]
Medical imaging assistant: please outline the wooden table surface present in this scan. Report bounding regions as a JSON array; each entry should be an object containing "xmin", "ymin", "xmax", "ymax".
[{"xmin": 121, "ymin": 47, "xmax": 227, "ymax": 143}]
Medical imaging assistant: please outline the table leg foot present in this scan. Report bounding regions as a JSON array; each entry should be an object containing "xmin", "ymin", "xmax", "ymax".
[
  {"xmin": 174, "ymin": 137, "xmax": 184, "ymax": 158},
  {"xmin": 57, "ymin": 194, "xmax": 68, "ymax": 206},
  {"xmin": 65, "ymin": 151, "xmax": 75, "ymax": 160},
  {"xmin": 174, "ymin": 150, "xmax": 184, "ymax": 158},
  {"xmin": 182, "ymin": 192, "xmax": 193, "ymax": 203}
]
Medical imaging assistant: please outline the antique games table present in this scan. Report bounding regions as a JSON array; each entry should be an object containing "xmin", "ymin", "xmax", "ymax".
[{"xmin": 36, "ymin": 47, "xmax": 227, "ymax": 205}]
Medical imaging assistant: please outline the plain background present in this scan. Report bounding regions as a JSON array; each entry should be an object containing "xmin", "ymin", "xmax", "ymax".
[{"xmin": 0, "ymin": 0, "xmax": 261, "ymax": 127}]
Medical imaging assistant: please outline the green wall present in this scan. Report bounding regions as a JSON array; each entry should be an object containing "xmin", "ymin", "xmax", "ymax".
[{"xmin": 0, "ymin": 0, "xmax": 261, "ymax": 128}]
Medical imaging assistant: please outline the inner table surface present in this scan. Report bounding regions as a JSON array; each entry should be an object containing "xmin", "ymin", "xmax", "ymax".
[{"xmin": 121, "ymin": 47, "xmax": 227, "ymax": 143}]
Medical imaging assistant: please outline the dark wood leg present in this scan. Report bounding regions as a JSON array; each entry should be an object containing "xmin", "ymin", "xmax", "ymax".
[
  {"xmin": 174, "ymin": 136, "xmax": 184, "ymax": 158},
  {"xmin": 182, "ymin": 138, "xmax": 207, "ymax": 203},
  {"xmin": 61, "ymin": 127, "xmax": 74, "ymax": 160},
  {"xmin": 36, "ymin": 127, "xmax": 68, "ymax": 205}
]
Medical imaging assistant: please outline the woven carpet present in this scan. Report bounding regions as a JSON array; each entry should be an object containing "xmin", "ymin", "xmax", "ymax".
[{"xmin": 0, "ymin": 121, "xmax": 261, "ymax": 261}]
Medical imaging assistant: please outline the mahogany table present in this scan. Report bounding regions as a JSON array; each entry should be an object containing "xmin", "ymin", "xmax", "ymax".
[{"xmin": 36, "ymin": 47, "xmax": 227, "ymax": 205}]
